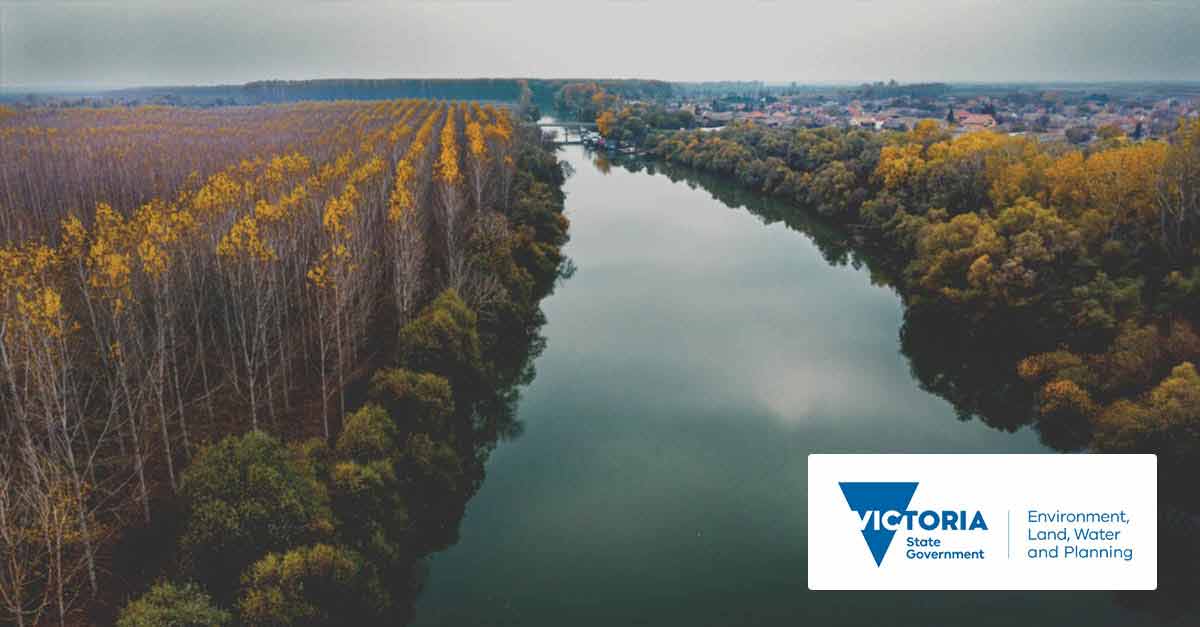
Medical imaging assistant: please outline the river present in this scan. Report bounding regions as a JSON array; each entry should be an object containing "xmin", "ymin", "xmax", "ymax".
[{"xmin": 411, "ymin": 144, "xmax": 1147, "ymax": 626}]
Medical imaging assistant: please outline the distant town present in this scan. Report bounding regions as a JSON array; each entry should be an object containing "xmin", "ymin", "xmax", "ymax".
[{"xmin": 665, "ymin": 81, "xmax": 1200, "ymax": 143}]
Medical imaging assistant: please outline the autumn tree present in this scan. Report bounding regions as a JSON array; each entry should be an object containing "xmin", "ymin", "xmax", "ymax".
[
  {"xmin": 436, "ymin": 106, "xmax": 468, "ymax": 290},
  {"xmin": 1157, "ymin": 118, "xmax": 1200, "ymax": 254}
]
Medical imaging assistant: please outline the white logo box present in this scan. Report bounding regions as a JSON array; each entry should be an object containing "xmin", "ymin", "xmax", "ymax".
[{"xmin": 807, "ymin": 454, "xmax": 1157, "ymax": 590}]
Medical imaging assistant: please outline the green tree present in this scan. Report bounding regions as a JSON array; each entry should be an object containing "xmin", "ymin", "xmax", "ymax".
[
  {"xmin": 117, "ymin": 582, "xmax": 230, "ymax": 627},
  {"xmin": 238, "ymin": 544, "xmax": 388, "ymax": 627},
  {"xmin": 369, "ymin": 369, "xmax": 455, "ymax": 432},
  {"xmin": 330, "ymin": 404, "xmax": 408, "ymax": 558},
  {"xmin": 179, "ymin": 431, "xmax": 332, "ymax": 597},
  {"xmin": 1068, "ymin": 272, "xmax": 1142, "ymax": 349},
  {"xmin": 400, "ymin": 432, "xmax": 466, "ymax": 497},
  {"xmin": 397, "ymin": 289, "xmax": 483, "ymax": 389}
]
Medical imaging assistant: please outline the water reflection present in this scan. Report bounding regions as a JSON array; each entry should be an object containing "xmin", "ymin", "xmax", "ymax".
[
  {"xmin": 377, "ymin": 293, "xmax": 559, "ymax": 623},
  {"xmin": 601, "ymin": 150, "xmax": 1200, "ymax": 624},
  {"xmin": 602, "ymin": 153, "xmax": 1095, "ymax": 444},
  {"xmin": 409, "ymin": 146, "xmax": 1175, "ymax": 626}
]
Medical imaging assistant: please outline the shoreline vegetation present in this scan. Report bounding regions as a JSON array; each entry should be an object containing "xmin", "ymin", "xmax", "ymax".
[
  {"xmin": 626, "ymin": 116, "xmax": 1200, "ymax": 462},
  {"xmin": 602, "ymin": 148, "xmax": 1200, "ymax": 617},
  {"xmin": 0, "ymin": 99, "xmax": 570, "ymax": 625},
  {"xmin": 590, "ymin": 105, "xmax": 1200, "ymax": 616}
]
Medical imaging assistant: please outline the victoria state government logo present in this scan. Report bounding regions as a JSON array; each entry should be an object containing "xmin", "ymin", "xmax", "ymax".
[{"xmin": 838, "ymin": 482, "xmax": 988, "ymax": 567}]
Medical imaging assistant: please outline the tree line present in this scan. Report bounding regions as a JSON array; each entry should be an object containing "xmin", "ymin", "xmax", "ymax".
[
  {"xmin": 19, "ymin": 79, "xmax": 676, "ymax": 110},
  {"xmin": 644, "ymin": 119, "xmax": 1200, "ymax": 466}
]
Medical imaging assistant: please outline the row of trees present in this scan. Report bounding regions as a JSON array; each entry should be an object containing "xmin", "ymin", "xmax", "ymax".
[
  {"xmin": 0, "ymin": 98, "xmax": 560, "ymax": 625},
  {"xmin": 119, "ymin": 119, "xmax": 569, "ymax": 627}
]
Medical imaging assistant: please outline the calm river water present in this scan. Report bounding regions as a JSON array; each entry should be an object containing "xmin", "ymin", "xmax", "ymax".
[{"xmin": 411, "ymin": 144, "xmax": 1146, "ymax": 626}]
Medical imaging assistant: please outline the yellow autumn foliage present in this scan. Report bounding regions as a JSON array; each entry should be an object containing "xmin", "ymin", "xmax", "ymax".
[{"xmin": 436, "ymin": 109, "xmax": 462, "ymax": 185}]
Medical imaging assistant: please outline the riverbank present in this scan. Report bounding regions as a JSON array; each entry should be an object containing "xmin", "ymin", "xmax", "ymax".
[
  {"xmin": 615, "ymin": 119, "xmax": 1200, "ymax": 617},
  {"xmin": 639, "ymin": 121, "xmax": 1200, "ymax": 459},
  {"xmin": 410, "ymin": 144, "xmax": 1149, "ymax": 626}
]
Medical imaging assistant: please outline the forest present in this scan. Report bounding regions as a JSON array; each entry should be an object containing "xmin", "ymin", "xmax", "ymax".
[{"xmin": 0, "ymin": 99, "xmax": 570, "ymax": 625}]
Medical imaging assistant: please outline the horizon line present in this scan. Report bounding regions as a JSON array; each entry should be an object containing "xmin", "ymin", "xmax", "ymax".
[{"xmin": 6, "ymin": 77, "xmax": 1200, "ymax": 95}]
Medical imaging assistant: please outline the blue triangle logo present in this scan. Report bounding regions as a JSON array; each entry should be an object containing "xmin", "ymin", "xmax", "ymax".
[{"xmin": 838, "ymin": 482, "xmax": 919, "ymax": 567}]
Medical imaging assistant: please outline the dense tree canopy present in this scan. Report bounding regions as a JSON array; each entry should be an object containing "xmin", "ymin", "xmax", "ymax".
[
  {"xmin": 116, "ymin": 582, "xmax": 230, "ymax": 627},
  {"xmin": 238, "ymin": 543, "xmax": 388, "ymax": 627},
  {"xmin": 179, "ymin": 431, "xmax": 334, "ymax": 596}
]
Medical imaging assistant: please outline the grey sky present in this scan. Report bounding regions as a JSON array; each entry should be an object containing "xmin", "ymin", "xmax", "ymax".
[{"xmin": 3, "ymin": 1, "xmax": 1200, "ymax": 89}]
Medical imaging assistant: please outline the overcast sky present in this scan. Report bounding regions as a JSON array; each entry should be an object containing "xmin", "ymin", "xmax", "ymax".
[{"xmin": 3, "ymin": 1, "xmax": 1200, "ymax": 89}]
